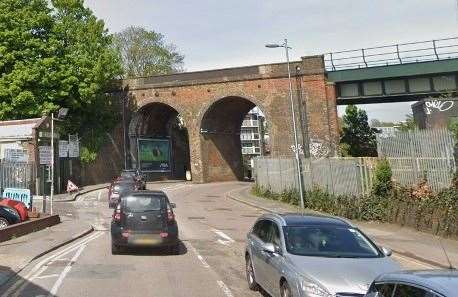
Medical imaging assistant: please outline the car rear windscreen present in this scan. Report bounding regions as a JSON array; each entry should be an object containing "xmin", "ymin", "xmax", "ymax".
[{"xmin": 124, "ymin": 196, "xmax": 163, "ymax": 212}]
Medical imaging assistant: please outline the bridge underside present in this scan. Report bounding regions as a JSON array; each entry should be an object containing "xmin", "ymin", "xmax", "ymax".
[{"xmin": 329, "ymin": 58, "xmax": 458, "ymax": 105}]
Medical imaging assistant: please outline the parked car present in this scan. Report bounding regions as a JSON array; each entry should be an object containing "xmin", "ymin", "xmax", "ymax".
[
  {"xmin": 245, "ymin": 213, "xmax": 401, "ymax": 297},
  {"xmin": 110, "ymin": 190, "xmax": 179, "ymax": 255},
  {"xmin": 0, "ymin": 198, "xmax": 28, "ymax": 222},
  {"xmin": 0, "ymin": 205, "xmax": 21, "ymax": 229},
  {"xmin": 108, "ymin": 180, "xmax": 138, "ymax": 208},
  {"xmin": 365, "ymin": 269, "xmax": 458, "ymax": 297},
  {"xmin": 119, "ymin": 169, "xmax": 146, "ymax": 190}
]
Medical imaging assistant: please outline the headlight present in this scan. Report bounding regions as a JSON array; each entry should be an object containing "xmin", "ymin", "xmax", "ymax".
[{"xmin": 301, "ymin": 281, "xmax": 333, "ymax": 297}]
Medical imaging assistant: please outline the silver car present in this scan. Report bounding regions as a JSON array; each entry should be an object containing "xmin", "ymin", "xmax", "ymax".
[
  {"xmin": 245, "ymin": 213, "xmax": 401, "ymax": 297},
  {"xmin": 365, "ymin": 269, "xmax": 458, "ymax": 297}
]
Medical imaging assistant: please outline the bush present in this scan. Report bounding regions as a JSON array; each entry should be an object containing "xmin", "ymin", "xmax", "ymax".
[{"xmin": 372, "ymin": 158, "xmax": 393, "ymax": 196}]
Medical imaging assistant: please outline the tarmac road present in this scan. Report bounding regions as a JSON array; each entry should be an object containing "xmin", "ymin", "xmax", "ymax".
[{"xmin": 0, "ymin": 182, "xmax": 435, "ymax": 297}]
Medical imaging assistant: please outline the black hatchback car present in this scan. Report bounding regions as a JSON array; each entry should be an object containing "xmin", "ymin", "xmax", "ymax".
[
  {"xmin": 0, "ymin": 205, "xmax": 21, "ymax": 229},
  {"xmin": 110, "ymin": 191, "xmax": 179, "ymax": 254}
]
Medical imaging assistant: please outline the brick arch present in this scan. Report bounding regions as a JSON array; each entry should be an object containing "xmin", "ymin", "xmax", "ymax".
[
  {"xmin": 127, "ymin": 101, "xmax": 191, "ymax": 179},
  {"xmin": 197, "ymin": 94, "xmax": 271, "ymax": 131},
  {"xmin": 135, "ymin": 97, "xmax": 190, "ymax": 126}
]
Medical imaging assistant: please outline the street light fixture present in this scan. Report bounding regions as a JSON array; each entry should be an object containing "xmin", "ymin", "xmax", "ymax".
[
  {"xmin": 265, "ymin": 39, "xmax": 305, "ymax": 209},
  {"xmin": 50, "ymin": 107, "xmax": 69, "ymax": 215}
]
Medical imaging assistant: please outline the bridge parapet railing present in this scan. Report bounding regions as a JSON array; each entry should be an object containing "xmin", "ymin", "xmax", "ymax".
[{"xmin": 325, "ymin": 37, "xmax": 458, "ymax": 71}]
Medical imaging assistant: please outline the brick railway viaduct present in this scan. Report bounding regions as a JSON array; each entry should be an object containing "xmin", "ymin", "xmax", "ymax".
[{"xmin": 82, "ymin": 38, "xmax": 458, "ymax": 184}]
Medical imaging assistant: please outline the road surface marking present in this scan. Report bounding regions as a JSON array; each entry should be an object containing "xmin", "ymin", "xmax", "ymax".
[
  {"xmin": 217, "ymin": 280, "xmax": 234, "ymax": 297},
  {"xmin": 3, "ymin": 232, "xmax": 103, "ymax": 297},
  {"xmin": 161, "ymin": 184, "xmax": 187, "ymax": 192},
  {"xmin": 97, "ymin": 190, "xmax": 102, "ymax": 201},
  {"xmin": 187, "ymin": 242, "xmax": 210, "ymax": 269},
  {"xmin": 49, "ymin": 243, "xmax": 87, "ymax": 296},
  {"xmin": 212, "ymin": 229, "xmax": 235, "ymax": 246},
  {"xmin": 34, "ymin": 274, "xmax": 59, "ymax": 280}
]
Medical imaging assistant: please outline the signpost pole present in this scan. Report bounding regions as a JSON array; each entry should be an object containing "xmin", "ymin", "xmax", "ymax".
[{"xmin": 50, "ymin": 113, "xmax": 54, "ymax": 216}]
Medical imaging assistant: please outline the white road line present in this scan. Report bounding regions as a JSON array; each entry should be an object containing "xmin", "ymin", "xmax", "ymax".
[
  {"xmin": 187, "ymin": 242, "xmax": 210, "ymax": 269},
  {"xmin": 48, "ymin": 243, "xmax": 87, "ymax": 296},
  {"xmin": 34, "ymin": 274, "xmax": 59, "ymax": 280},
  {"xmin": 161, "ymin": 184, "xmax": 187, "ymax": 192},
  {"xmin": 217, "ymin": 280, "xmax": 234, "ymax": 297},
  {"xmin": 97, "ymin": 190, "xmax": 102, "ymax": 201},
  {"xmin": 3, "ymin": 232, "xmax": 103, "ymax": 297},
  {"xmin": 211, "ymin": 229, "xmax": 235, "ymax": 245}
]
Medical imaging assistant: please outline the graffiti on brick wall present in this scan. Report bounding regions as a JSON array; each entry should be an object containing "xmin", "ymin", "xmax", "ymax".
[
  {"xmin": 309, "ymin": 139, "xmax": 330, "ymax": 160},
  {"xmin": 425, "ymin": 100, "xmax": 454, "ymax": 114}
]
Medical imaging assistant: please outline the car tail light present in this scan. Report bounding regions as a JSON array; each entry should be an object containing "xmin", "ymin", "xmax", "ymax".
[
  {"xmin": 160, "ymin": 232, "xmax": 168, "ymax": 238},
  {"xmin": 122, "ymin": 230, "xmax": 130, "ymax": 238},
  {"xmin": 167, "ymin": 205, "xmax": 175, "ymax": 223},
  {"xmin": 113, "ymin": 205, "xmax": 122, "ymax": 222}
]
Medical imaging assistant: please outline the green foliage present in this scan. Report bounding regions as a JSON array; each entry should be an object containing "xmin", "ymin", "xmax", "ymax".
[
  {"xmin": 340, "ymin": 105, "xmax": 378, "ymax": 157},
  {"xmin": 113, "ymin": 26, "xmax": 184, "ymax": 78},
  {"xmin": 372, "ymin": 159, "xmax": 393, "ymax": 196},
  {"xmin": 397, "ymin": 113, "xmax": 417, "ymax": 132},
  {"xmin": 0, "ymin": 0, "xmax": 122, "ymax": 163},
  {"xmin": 253, "ymin": 180, "xmax": 458, "ymax": 237},
  {"xmin": 448, "ymin": 118, "xmax": 458, "ymax": 141}
]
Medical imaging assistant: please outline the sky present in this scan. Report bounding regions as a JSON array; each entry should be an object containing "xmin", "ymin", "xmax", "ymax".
[{"xmin": 84, "ymin": 0, "xmax": 458, "ymax": 122}]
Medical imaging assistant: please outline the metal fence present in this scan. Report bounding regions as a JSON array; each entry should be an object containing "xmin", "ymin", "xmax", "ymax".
[
  {"xmin": 0, "ymin": 161, "xmax": 35, "ymax": 194},
  {"xmin": 254, "ymin": 129, "xmax": 456, "ymax": 196},
  {"xmin": 324, "ymin": 36, "xmax": 458, "ymax": 71},
  {"xmin": 254, "ymin": 157, "xmax": 376, "ymax": 196},
  {"xmin": 377, "ymin": 128, "xmax": 456, "ymax": 192}
]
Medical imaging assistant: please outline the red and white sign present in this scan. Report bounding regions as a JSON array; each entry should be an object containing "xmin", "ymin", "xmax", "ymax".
[{"xmin": 67, "ymin": 180, "xmax": 79, "ymax": 193}]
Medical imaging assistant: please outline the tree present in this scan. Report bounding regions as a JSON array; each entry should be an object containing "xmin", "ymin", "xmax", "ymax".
[
  {"xmin": 0, "ymin": 0, "xmax": 122, "ymax": 162},
  {"xmin": 397, "ymin": 113, "xmax": 417, "ymax": 131},
  {"xmin": 113, "ymin": 26, "xmax": 184, "ymax": 78},
  {"xmin": 340, "ymin": 105, "xmax": 378, "ymax": 157}
]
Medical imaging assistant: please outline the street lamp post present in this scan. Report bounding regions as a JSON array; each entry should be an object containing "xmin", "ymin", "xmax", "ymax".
[
  {"xmin": 266, "ymin": 39, "xmax": 305, "ymax": 209},
  {"xmin": 50, "ymin": 108, "xmax": 69, "ymax": 215}
]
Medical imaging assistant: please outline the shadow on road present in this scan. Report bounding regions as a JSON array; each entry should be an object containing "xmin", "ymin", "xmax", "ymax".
[
  {"xmin": 117, "ymin": 240, "xmax": 188, "ymax": 256},
  {"xmin": 0, "ymin": 265, "xmax": 53, "ymax": 297}
]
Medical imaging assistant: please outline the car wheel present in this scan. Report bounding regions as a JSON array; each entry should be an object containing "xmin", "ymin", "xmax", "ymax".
[
  {"xmin": 280, "ymin": 281, "xmax": 292, "ymax": 297},
  {"xmin": 246, "ymin": 255, "xmax": 259, "ymax": 291},
  {"xmin": 0, "ymin": 218, "xmax": 9, "ymax": 229},
  {"xmin": 111, "ymin": 242, "xmax": 121, "ymax": 255}
]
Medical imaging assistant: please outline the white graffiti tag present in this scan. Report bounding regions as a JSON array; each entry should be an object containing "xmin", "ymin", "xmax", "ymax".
[
  {"xmin": 309, "ymin": 139, "xmax": 330, "ymax": 160},
  {"xmin": 425, "ymin": 100, "xmax": 454, "ymax": 114}
]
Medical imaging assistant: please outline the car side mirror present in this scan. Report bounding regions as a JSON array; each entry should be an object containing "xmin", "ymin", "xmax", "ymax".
[
  {"xmin": 170, "ymin": 203, "xmax": 176, "ymax": 209},
  {"xmin": 263, "ymin": 243, "xmax": 281, "ymax": 255},
  {"xmin": 381, "ymin": 246, "xmax": 392, "ymax": 257}
]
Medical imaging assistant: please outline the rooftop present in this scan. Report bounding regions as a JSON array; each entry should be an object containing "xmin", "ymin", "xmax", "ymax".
[
  {"xmin": 0, "ymin": 118, "xmax": 44, "ymax": 140},
  {"xmin": 375, "ymin": 269, "xmax": 458, "ymax": 296},
  {"xmin": 276, "ymin": 213, "xmax": 350, "ymax": 227}
]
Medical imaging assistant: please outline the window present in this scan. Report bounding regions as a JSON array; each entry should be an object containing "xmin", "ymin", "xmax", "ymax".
[
  {"xmin": 269, "ymin": 223, "xmax": 281, "ymax": 248},
  {"xmin": 393, "ymin": 284, "xmax": 436, "ymax": 297},
  {"xmin": 366, "ymin": 283, "xmax": 395, "ymax": 297},
  {"xmin": 283, "ymin": 226, "xmax": 381, "ymax": 258},
  {"xmin": 123, "ymin": 196, "xmax": 163, "ymax": 212},
  {"xmin": 253, "ymin": 220, "xmax": 270, "ymax": 242}
]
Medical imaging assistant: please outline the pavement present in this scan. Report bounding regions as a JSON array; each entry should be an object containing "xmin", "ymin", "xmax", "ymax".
[
  {"xmin": 227, "ymin": 185, "xmax": 458, "ymax": 269},
  {"xmin": 0, "ymin": 181, "xmax": 455, "ymax": 297}
]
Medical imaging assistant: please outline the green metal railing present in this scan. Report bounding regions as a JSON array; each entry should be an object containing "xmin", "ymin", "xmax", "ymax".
[{"xmin": 325, "ymin": 37, "xmax": 458, "ymax": 71}]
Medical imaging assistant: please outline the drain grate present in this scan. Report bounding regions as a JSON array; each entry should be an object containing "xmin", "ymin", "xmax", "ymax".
[
  {"xmin": 188, "ymin": 216, "xmax": 206, "ymax": 220},
  {"xmin": 206, "ymin": 195, "xmax": 221, "ymax": 198},
  {"xmin": 213, "ymin": 208, "xmax": 232, "ymax": 211}
]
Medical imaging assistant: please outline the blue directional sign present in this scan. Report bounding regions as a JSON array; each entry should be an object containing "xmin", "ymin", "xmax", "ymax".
[{"xmin": 2, "ymin": 188, "xmax": 31, "ymax": 209}]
